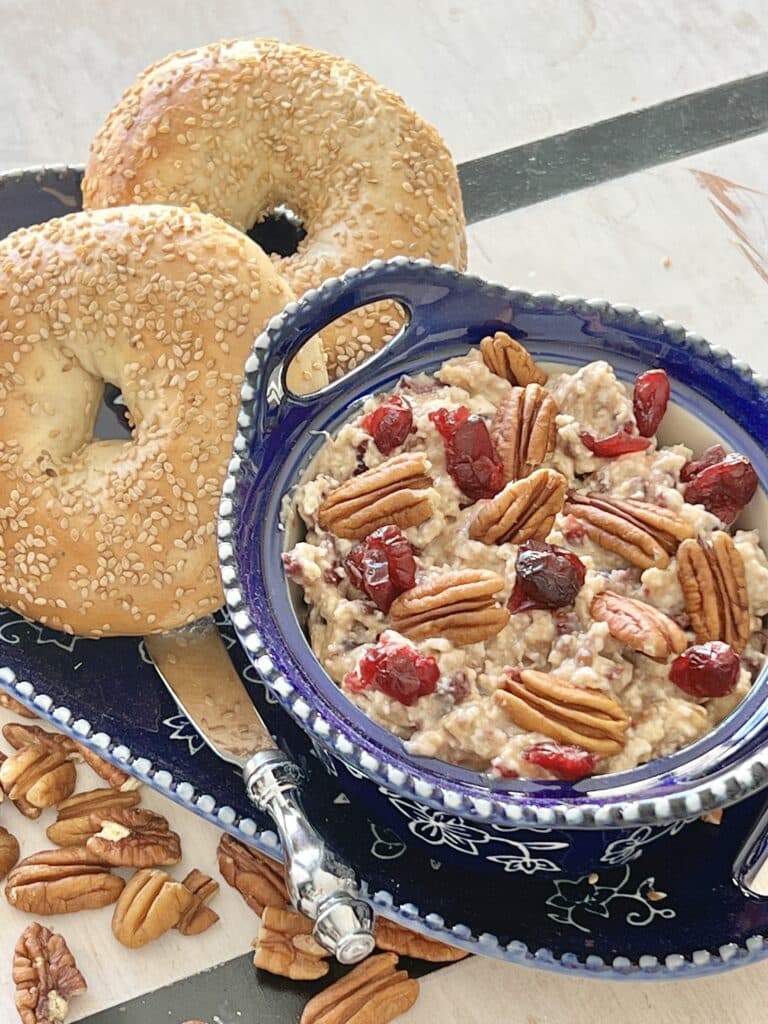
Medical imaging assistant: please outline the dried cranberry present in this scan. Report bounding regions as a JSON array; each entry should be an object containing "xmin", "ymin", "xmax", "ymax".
[
  {"xmin": 580, "ymin": 423, "xmax": 651, "ymax": 457},
  {"xmin": 523, "ymin": 742, "xmax": 598, "ymax": 781},
  {"xmin": 345, "ymin": 641, "xmax": 440, "ymax": 706},
  {"xmin": 633, "ymin": 369, "xmax": 670, "ymax": 437},
  {"xmin": 669, "ymin": 641, "xmax": 740, "ymax": 698},
  {"xmin": 361, "ymin": 395, "xmax": 414, "ymax": 455},
  {"xmin": 683, "ymin": 452, "xmax": 758, "ymax": 525},
  {"xmin": 345, "ymin": 526, "xmax": 416, "ymax": 613},
  {"xmin": 429, "ymin": 406, "xmax": 503, "ymax": 501},
  {"xmin": 508, "ymin": 540, "xmax": 586, "ymax": 613},
  {"xmin": 680, "ymin": 444, "xmax": 727, "ymax": 483}
]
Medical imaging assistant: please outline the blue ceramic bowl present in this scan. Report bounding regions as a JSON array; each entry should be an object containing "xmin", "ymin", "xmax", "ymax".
[{"xmin": 219, "ymin": 258, "xmax": 768, "ymax": 875}]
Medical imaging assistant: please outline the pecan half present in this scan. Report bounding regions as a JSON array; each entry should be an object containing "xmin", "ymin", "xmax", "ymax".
[
  {"xmin": 491, "ymin": 384, "xmax": 558, "ymax": 481},
  {"xmin": 2, "ymin": 723, "xmax": 78, "ymax": 758},
  {"xmin": 217, "ymin": 834, "xmax": 288, "ymax": 915},
  {"xmin": 13, "ymin": 923, "xmax": 87, "ymax": 1024},
  {"xmin": 74, "ymin": 743, "xmax": 140, "ymax": 791},
  {"xmin": 469, "ymin": 468, "xmax": 566, "ymax": 545},
  {"xmin": 677, "ymin": 532, "xmax": 751, "ymax": 652},
  {"xmin": 389, "ymin": 569, "xmax": 509, "ymax": 645},
  {"xmin": 6, "ymin": 848, "xmax": 125, "ymax": 914},
  {"xmin": 112, "ymin": 868, "xmax": 195, "ymax": 948},
  {"xmin": 317, "ymin": 452, "xmax": 434, "ymax": 540},
  {"xmin": 493, "ymin": 669, "xmax": 629, "ymax": 755},
  {"xmin": 564, "ymin": 492, "xmax": 695, "ymax": 569},
  {"xmin": 46, "ymin": 788, "xmax": 142, "ymax": 847},
  {"xmin": 591, "ymin": 591, "xmax": 688, "ymax": 659},
  {"xmin": 300, "ymin": 952, "xmax": 419, "ymax": 1024},
  {"xmin": 0, "ymin": 747, "xmax": 76, "ymax": 810},
  {"xmin": 0, "ymin": 825, "xmax": 20, "ymax": 879},
  {"xmin": 85, "ymin": 808, "xmax": 181, "ymax": 867},
  {"xmin": 480, "ymin": 331, "xmax": 547, "ymax": 387},
  {"xmin": 253, "ymin": 906, "xmax": 330, "ymax": 980},
  {"xmin": 0, "ymin": 752, "xmax": 42, "ymax": 819},
  {"xmin": 374, "ymin": 918, "xmax": 468, "ymax": 962},
  {"xmin": 0, "ymin": 693, "xmax": 37, "ymax": 717},
  {"xmin": 176, "ymin": 869, "xmax": 220, "ymax": 936}
]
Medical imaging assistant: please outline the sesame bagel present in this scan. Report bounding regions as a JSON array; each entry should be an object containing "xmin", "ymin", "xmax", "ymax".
[
  {"xmin": 0, "ymin": 205, "xmax": 321, "ymax": 637},
  {"xmin": 82, "ymin": 38, "xmax": 467, "ymax": 377}
]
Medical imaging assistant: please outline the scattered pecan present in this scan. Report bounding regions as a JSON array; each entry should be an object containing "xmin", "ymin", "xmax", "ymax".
[
  {"xmin": 563, "ymin": 492, "xmax": 695, "ymax": 569},
  {"xmin": 0, "ymin": 824, "xmax": 20, "ymax": 879},
  {"xmin": 300, "ymin": 952, "xmax": 419, "ymax": 1024},
  {"xmin": 0, "ymin": 692, "xmax": 37, "ymax": 717},
  {"xmin": 590, "ymin": 591, "xmax": 688, "ymax": 659},
  {"xmin": 491, "ymin": 384, "xmax": 558, "ymax": 481},
  {"xmin": 13, "ymin": 923, "xmax": 87, "ymax": 1024},
  {"xmin": 374, "ymin": 917, "xmax": 468, "ymax": 962},
  {"xmin": 217, "ymin": 834, "xmax": 288, "ymax": 915},
  {"xmin": 469, "ymin": 468, "xmax": 566, "ymax": 545},
  {"xmin": 389, "ymin": 569, "xmax": 509, "ymax": 645},
  {"xmin": 317, "ymin": 452, "xmax": 434, "ymax": 540},
  {"xmin": 2, "ymin": 723, "xmax": 78, "ymax": 758},
  {"xmin": 0, "ymin": 746, "xmax": 76, "ymax": 810},
  {"xmin": 0, "ymin": 752, "xmax": 42, "ymax": 819},
  {"xmin": 677, "ymin": 532, "xmax": 751, "ymax": 653},
  {"xmin": 253, "ymin": 906, "xmax": 330, "ymax": 980},
  {"xmin": 46, "ymin": 788, "xmax": 142, "ymax": 847},
  {"xmin": 493, "ymin": 669, "xmax": 629, "ymax": 755},
  {"xmin": 73, "ymin": 742, "xmax": 140, "ymax": 791},
  {"xmin": 6, "ymin": 848, "xmax": 125, "ymax": 914},
  {"xmin": 479, "ymin": 331, "xmax": 547, "ymax": 387},
  {"xmin": 176, "ymin": 869, "xmax": 220, "ymax": 936},
  {"xmin": 84, "ymin": 808, "xmax": 181, "ymax": 867},
  {"xmin": 112, "ymin": 868, "xmax": 195, "ymax": 948}
]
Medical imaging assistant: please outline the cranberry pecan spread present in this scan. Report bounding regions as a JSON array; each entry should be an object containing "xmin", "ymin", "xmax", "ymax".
[{"xmin": 284, "ymin": 334, "xmax": 768, "ymax": 780}]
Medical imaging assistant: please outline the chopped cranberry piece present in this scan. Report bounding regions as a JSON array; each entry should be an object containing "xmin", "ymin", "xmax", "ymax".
[
  {"xmin": 361, "ymin": 395, "xmax": 414, "ymax": 455},
  {"xmin": 523, "ymin": 741, "xmax": 598, "ymax": 781},
  {"xmin": 508, "ymin": 540, "xmax": 586, "ymax": 613},
  {"xmin": 669, "ymin": 641, "xmax": 740, "ymax": 698},
  {"xmin": 429, "ymin": 406, "xmax": 503, "ymax": 501},
  {"xmin": 345, "ymin": 526, "xmax": 416, "ymax": 613},
  {"xmin": 345, "ymin": 641, "xmax": 440, "ymax": 706},
  {"xmin": 580, "ymin": 423, "xmax": 651, "ymax": 457},
  {"xmin": 683, "ymin": 452, "xmax": 758, "ymax": 525},
  {"xmin": 633, "ymin": 369, "xmax": 670, "ymax": 437},
  {"xmin": 680, "ymin": 444, "xmax": 727, "ymax": 483}
]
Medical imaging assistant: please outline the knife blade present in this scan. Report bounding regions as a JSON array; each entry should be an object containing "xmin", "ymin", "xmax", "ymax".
[{"xmin": 144, "ymin": 617, "xmax": 375, "ymax": 964}]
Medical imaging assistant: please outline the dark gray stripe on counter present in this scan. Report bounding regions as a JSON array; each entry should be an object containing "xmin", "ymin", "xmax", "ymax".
[{"xmin": 459, "ymin": 70, "xmax": 768, "ymax": 223}]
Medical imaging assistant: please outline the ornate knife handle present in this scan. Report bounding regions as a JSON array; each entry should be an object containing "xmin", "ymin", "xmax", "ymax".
[{"xmin": 244, "ymin": 749, "xmax": 375, "ymax": 963}]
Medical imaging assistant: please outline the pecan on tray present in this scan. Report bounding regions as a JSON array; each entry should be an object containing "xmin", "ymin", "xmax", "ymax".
[
  {"xmin": 6, "ymin": 848, "xmax": 125, "ymax": 914},
  {"xmin": 112, "ymin": 868, "xmax": 195, "ymax": 948},
  {"xmin": 46, "ymin": 788, "xmax": 142, "ymax": 847},
  {"xmin": 563, "ymin": 491, "xmax": 695, "ymax": 569},
  {"xmin": 0, "ymin": 746, "xmax": 76, "ymax": 811},
  {"xmin": 253, "ymin": 906, "xmax": 330, "ymax": 980},
  {"xmin": 217, "ymin": 833, "xmax": 288, "ymax": 915},
  {"xmin": 389, "ymin": 569, "xmax": 509, "ymax": 645},
  {"xmin": 300, "ymin": 952, "xmax": 419, "ymax": 1024},
  {"xmin": 469, "ymin": 468, "xmax": 566, "ymax": 545},
  {"xmin": 491, "ymin": 384, "xmax": 558, "ymax": 482},
  {"xmin": 677, "ymin": 531, "xmax": 751, "ymax": 652},
  {"xmin": 591, "ymin": 590, "xmax": 688, "ymax": 660},
  {"xmin": 13, "ymin": 922, "xmax": 87, "ymax": 1024},
  {"xmin": 479, "ymin": 331, "xmax": 547, "ymax": 388},
  {"xmin": 317, "ymin": 452, "xmax": 434, "ymax": 540},
  {"xmin": 493, "ymin": 669, "xmax": 630, "ymax": 756}
]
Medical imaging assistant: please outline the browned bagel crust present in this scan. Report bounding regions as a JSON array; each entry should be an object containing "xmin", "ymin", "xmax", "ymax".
[
  {"xmin": 0, "ymin": 205, "xmax": 317, "ymax": 637},
  {"xmin": 82, "ymin": 39, "xmax": 467, "ymax": 376}
]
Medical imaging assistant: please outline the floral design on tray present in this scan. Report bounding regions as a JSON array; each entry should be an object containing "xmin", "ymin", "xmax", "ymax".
[{"xmin": 283, "ymin": 331, "xmax": 768, "ymax": 781}]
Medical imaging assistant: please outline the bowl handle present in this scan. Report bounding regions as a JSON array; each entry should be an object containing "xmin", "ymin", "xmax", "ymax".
[{"xmin": 244, "ymin": 258, "xmax": 502, "ymax": 454}]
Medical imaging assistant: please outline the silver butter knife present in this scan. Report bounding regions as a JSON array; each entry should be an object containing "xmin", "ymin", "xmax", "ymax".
[{"xmin": 144, "ymin": 616, "xmax": 375, "ymax": 963}]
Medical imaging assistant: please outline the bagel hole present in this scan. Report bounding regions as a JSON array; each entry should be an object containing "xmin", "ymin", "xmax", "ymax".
[{"xmin": 248, "ymin": 205, "xmax": 306, "ymax": 257}]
